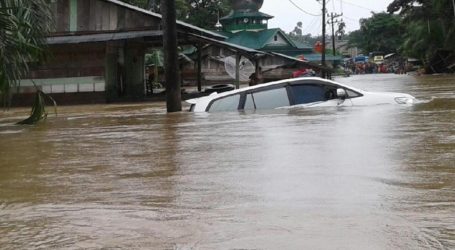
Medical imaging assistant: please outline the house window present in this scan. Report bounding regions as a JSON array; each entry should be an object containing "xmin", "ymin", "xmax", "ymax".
[{"xmin": 274, "ymin": 35, "xmax": 278, "ymax": 42}]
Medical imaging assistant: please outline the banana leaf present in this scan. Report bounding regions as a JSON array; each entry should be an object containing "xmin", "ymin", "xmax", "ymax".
[{"xmin": 17, "ymin": 83, "xmax": 57, "ymax": 125}]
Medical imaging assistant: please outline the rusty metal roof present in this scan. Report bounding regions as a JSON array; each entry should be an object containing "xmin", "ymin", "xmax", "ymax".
[{"xmin": 102, "ymin": 0, "xmax": 227, "ymax": 40}]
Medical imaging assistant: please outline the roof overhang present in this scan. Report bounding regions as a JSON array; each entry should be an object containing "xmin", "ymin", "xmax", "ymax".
[
  {"xmin": 46, "ymin": 30, "xmax": 163, "ymax": 45},
  {"xmin": 102, "ymin": 0, "xmax": 227, "ymax": 40},
  {"xmin": 185, "ymin": 33, "xmax": 266, "ymax": 59},
  {"xmin": 269, "ymin": 52, "xmax": 332, "ymax": 71}
]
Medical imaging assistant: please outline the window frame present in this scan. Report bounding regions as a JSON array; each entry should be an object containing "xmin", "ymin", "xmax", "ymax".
[
  {"xmin": 288, "ymin": 80, "xmax": 364, "ymax": 105},
  {"xmin": 205, "ymin": 80, "xmax": 364, "ymax": 112},
  {"xmin": 238, "ymin": 82, "xmax": 291, "ymax": 110},
  {"xmin": 206, "ymin": 93, "xmax": 242, "ymax": 112}
]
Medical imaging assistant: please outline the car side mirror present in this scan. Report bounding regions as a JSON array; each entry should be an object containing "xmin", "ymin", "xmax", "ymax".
[{"xmin": 337, "ymin": 88, "xmax": 347, "ymax": 100}]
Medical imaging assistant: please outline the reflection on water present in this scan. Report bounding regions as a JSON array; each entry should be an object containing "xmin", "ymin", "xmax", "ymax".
[{"xmin": 0, "ymin": 74, "xmax": 454, "ymax": 249}]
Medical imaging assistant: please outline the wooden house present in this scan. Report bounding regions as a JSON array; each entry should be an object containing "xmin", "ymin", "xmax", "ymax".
[
  {"xmin": 16, "ymin": 0, "xmax": 232, "ymax": 105},
  {"xmin": 13, "ymin": 0, "xmax": 325, "ymax": 105}
]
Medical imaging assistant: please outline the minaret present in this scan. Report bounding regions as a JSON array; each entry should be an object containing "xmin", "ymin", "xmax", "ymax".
[{"xmin": 220, "ymin": 0, "xmax": 273, "ymax": 33}]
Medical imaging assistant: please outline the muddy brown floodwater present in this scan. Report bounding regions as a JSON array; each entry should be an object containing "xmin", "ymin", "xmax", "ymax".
[{"xmin": 0, "ymin": 74, "xmax": 454, "ymax": 249}]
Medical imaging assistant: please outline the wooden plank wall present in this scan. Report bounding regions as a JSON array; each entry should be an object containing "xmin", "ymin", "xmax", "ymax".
[
  {"xmin": 51, "ymin": 0, "xmax": 160, "ymax": 34},
  {"xmin": 27, "ymin": 44, "xmax": 106, "ymax": 79}
]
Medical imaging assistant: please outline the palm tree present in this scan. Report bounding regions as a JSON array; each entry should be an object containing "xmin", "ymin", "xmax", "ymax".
[{"xmin": 0, "ymin": 0, "xmax": 54, "ymax": 123}]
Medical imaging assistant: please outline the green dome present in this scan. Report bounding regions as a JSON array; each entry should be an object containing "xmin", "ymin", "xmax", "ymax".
[{"xmin": 230, "ymin": 0, "xmax": 264, "ymax": 12}]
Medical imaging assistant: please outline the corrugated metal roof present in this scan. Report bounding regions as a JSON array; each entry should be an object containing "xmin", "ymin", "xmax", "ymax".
[
  {"xmin": 188, "ymin": 33, "xmax": 266, "ymax": 57},
  {"xmin": 46, "ymin": 30, "xmax": 163, "ymax": 44},
  {"xmin": 225, "ymin": 29, "xmax": 295, "ymax": 50},
  {"xmin": 270, "ymin": 52, "xmax": 332, "ymax": 71},
  {"xmin": 102, "ymin": 0, "xmax": 226, "ymax": 40}
]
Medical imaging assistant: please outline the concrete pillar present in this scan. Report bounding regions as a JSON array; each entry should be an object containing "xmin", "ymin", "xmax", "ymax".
[{"xmin": 124, "ymin": 41, "xmax": 145, "ymax": 100}]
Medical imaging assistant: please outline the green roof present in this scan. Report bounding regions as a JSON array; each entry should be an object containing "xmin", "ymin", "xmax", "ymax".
[
  {"xmin": 220, "ymin": 11, "xmax": 273, "ymax": 22},
  {"xmin": 225, "ymin": 28, "xmax": 295, "ymax": 50},
  {"xmin": 291, "ymin": 39, "xmax": 313, "ymax": 50}
]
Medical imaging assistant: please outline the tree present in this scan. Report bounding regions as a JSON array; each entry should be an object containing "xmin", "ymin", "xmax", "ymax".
[
  {"xmin": 120, "ymin": 0, "xmax": 230, "ymax": 30},
  {"xmin": 0, "ymin": 0, "xmax": 53, "ymax": 115},
  {"xmin": 347, "ymin": 12, "xmax": 404, "ymax": 54},
  {"xmin": 388, "ymin": 0, "xmax": 455, "ymax": 63}
]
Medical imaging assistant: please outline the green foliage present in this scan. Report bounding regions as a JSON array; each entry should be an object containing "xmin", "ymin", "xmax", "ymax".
[
  {"xmin": 184, "ymin": 0, "xmax": 231, "ymax": 29},
  {"xmin": 17, "ymin": 88, "xmax": 57, "ymax": 125},
  {"xmin": 388, "ymin": 0, "xmax": 455, "ymax": 62},
  {"xmin": 120, "ymin": 0, "xmax": 231, "ymax": 30},
  {"xmin": 0, "ymin": 0, "xmax": 55, "ymax": 123},
  {"xmin": 288, "ymin": 33, "xmax": 323, "ymax": 48},
  {"xmin": 0, "ymin": 0, "xmax": 53, "ymax": 101},
  {"xmin": 347, "ymin": 12, "xmax": 404, "ymax": 54}
]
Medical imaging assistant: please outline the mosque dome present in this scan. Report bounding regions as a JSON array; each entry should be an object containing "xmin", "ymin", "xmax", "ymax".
[{"xmin": 230, "ymin": 0, "xmax": 264, "ymax": 12}]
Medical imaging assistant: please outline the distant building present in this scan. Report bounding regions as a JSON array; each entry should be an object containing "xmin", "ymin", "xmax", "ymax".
[{"xmin": 217, "ymin": 0, "xmax": 341, "ymax": 63}]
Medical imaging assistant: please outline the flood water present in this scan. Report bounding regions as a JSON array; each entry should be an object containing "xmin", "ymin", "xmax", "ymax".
[{"xmin": 0, "ymin": 74, "xmax": 454, "ymax": 249}]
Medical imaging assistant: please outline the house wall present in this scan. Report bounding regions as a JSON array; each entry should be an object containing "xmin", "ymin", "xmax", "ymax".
[
  {"xmin": 51, "ymin": 0, "xmax": 160, "ymax": 34},
  {"xmin": 181, "ymin": 46, "xmax": 310, "ymax": 86},
  {"xmin": 19, "ymin": 43, "xmax": 106, "ymax": 95},
  {"xmin": 265, "ymin": 33, "xmax": 289, "ymax": 47},
  {"xmin": 16, "ymin": 0, "xmax": 155, "ymax": 104}
]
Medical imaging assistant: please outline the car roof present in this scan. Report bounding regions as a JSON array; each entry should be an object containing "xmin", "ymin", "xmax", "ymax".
[
  {"xmin": 203, "ymin": 77, "xmax": 363, "ymax": 99},
  {"xmin": 186, "ymin": 77, "xmax": 368, "ymax": 112}
]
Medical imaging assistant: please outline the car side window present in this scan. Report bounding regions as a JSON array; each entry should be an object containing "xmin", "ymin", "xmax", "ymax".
[
  {"xmin": 208, "ymin": 94, "xmax": 240, "ymax": 112},
  {"xmin": 291, "ymin": 84, "xmax": 328, "ymax": 104},
  {"xmin": 252, "ymin": 87, "xmax": 290, "ymax": 110}
]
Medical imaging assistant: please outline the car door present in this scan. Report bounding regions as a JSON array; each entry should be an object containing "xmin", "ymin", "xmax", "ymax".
[{"xmin": 242, "ymin": 85, "xmax": 291, "ymax": 111}]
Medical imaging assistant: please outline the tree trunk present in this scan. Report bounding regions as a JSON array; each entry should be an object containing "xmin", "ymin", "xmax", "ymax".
[{"xmin": 161, "ymin": 0, "xmax": 182, "ymax": 112}]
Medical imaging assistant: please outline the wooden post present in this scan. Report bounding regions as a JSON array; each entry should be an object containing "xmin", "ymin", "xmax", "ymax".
[
  {"xmin": 124, "ymin": 42, "xmax": 145, "ymax": 100},
  {"xmin": 255, "ymin": 58, "xmax": 260, "ymax": 78},
  {"xmin": 197, "ymin": 44, "xmax": 202, "ymax": 92},
  {"xmin": 105, "ymin": 42, "xmax": 119, "ymax": 102},
  {"xmin": 331, "ymin": 13, "xmax": 336, "ymax": 56},
  {"xmin": 321, "ymin": 0, "xmax": 327, "ymax": 78},
  {"xmin": 235, "ymin": 53, "xmax": 241, "ymax": 89},
  {"xmin": 161, "ymin": 0, "xmax": 181, "ymax": 112}
]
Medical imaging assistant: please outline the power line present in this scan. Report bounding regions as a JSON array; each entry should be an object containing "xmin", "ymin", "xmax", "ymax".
[
  {"xmin": 303, "ymin": 16, "xmax": 320, "ymax": 34},
  {"xmin": 341, "ymin": 0, "xmax": 375, "ymax": 12},
  {"xmin": 288, "ymin": 0, "xmax": 321, "ymax": 17}
]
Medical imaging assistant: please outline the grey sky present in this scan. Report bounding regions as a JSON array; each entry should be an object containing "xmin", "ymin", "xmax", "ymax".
[{"xmin": 261, "ymin": 0, "xmax": 392, "ymax": 35}]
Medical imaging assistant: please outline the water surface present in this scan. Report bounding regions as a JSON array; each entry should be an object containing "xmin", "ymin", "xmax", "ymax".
[{"xmin": 0, "ymin": 74, "xmax": 454, "ymax": 249}]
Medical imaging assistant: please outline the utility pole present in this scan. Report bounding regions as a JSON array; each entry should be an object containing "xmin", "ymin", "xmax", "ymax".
[
  {"xmin": 161, "ymin": 0, "xmax": 182, "ymax": 112},
  {"xmin": 328, "ymin": 13, "xmax": 343, "ymax": 56},
  {"xmin": 452, "ymin": 0, "xmax": 455, "ymax": 17},
  {"xmin": 320, "ymin": 0, "xmax": 327, "ymax": 78}
]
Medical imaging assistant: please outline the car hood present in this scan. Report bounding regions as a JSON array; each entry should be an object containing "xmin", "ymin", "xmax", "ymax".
[{"xmin": 357, "ymin": 91, "xmax": 416, "ymax": 105}]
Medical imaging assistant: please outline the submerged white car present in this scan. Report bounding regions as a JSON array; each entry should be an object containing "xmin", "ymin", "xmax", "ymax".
[{"xmin": 187, "ymin": 77, "xmax": 416, "ymax": 112}]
